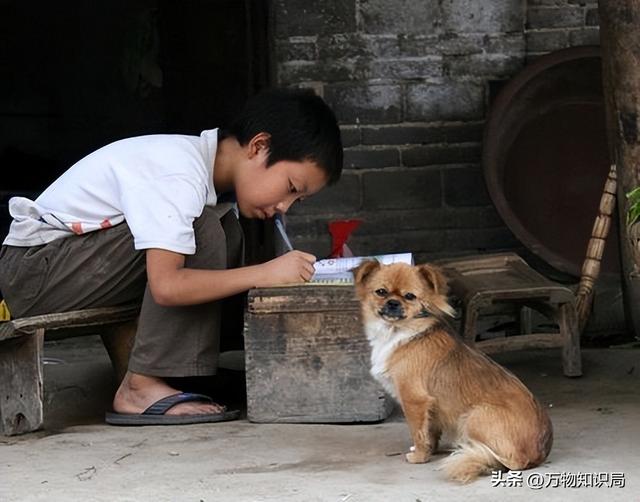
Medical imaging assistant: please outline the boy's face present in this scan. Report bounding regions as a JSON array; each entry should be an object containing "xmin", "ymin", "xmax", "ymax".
[{"xmin": 235, "ymin": 152, "xmax": 328, "ymax": 220}]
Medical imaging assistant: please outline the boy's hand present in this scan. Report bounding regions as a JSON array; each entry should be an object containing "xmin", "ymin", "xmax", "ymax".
[
  {"xmin": 146, "ymin": 248, "xmax": 317, "ymax": 306},
  {"xmin": 258, "ymin": 251, "xmax": 317, "ymax": 286}
]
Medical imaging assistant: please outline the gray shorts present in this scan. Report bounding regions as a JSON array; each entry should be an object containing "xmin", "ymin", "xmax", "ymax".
[{"xmin": 0, "ymin": 203, "xmax": 244, "ymax": 377}]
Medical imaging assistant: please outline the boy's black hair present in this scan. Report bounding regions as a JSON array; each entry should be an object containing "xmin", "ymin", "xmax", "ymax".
[{"xmin": 224, "ymin": 88, "xmax": 343, "ymax": 185}]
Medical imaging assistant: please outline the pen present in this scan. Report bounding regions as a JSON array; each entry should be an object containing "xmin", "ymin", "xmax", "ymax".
[{"xmin": 274, "ymin": 214, "xmax": 294, "ymax": 251}]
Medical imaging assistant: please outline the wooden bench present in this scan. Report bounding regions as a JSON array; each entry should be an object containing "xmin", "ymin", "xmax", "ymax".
[{"xmin": 0, "ymin": 304, "xmax": 139, "ymax": 436}]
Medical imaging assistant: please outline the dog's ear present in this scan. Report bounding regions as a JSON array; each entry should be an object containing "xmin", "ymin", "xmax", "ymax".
[
  {"xmin": 417, "ymin": 264, "xmax": 455, "ymax": 317},
  {"xmin": 416, "ymin": 264, "xmax": 449, "ymax": 296},
  {"xmin": 352, "ymin": 260, "xmax": 380, "ymax": 286}
]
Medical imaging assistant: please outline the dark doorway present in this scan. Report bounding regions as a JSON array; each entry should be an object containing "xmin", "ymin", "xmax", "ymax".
[{"xmin": 0, "ymin": 0, "xmax": 269, "ymax": 232}]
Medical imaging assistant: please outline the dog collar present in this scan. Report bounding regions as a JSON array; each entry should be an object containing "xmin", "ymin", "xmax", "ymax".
[{"xmin": 414, "ymin": 308, "xmax": 431, "ymax": 319}]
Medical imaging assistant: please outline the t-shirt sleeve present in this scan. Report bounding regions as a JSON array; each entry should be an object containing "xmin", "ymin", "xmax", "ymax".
[{"xmin": 119, "ymin": 174, "xmax": 206, "ymax": 255}]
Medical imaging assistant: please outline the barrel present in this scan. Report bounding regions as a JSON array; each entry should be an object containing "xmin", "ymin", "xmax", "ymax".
[{"xmin": 483, "ymin": 46, "xmax": 618, "ymax": 279}]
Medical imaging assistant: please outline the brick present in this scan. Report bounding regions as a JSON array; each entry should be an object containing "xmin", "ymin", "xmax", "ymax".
[
  {"xmin": 362, "ymin": 123, "xmax": 484, "ymax": 146},
  {"xmin": 585, "ymin": 8, "xmax": 599, "ymax": 26},
  {"xmin": 527, "ymin": 7, "xmax": 584, "ymax": 30},
  {"xmin": 360, "ymin": 0, "xmax": 442, "ymax": 35},
  {"xmin": 317, "ymin": 34, "xmax": 400, "ymax": 60},
  {"xmin": 444, "ymin": 227, "xmax": 519, "ymax": 253},
  {"xmin": 343, "ymin": 148, "xmax": 400, "ymax": 169},
  {"xmin": 352, "ymin": 206, "xmax": 506, "ymax": 233},
  {"xmin": 484, "ymin": 34, "xmax": 526, "ymax": 55},
  {"xmin": 277, "ymin": 60, "xmax": 367, "ymax": 85},
  {"xmin": 285, "ymin": 209, "xmax": 514, "ymax": 260},
  {"xmin": 325, "ymin": 84, "xmax": 402, "ymax": 124},
  {"xmin": 398, "ymin": 33, "xmax": 525, "ymax": 59},
  {"xmin": 441, "ymin": 0, "xmax": 524, "ymax": 33},
  {"xmin": 349, "ymin": 229, "xmax": 446, "ymax": 255},
  {"xmin": 287, "ymin": 234, "xmax": 333, "ymax": 258},
  {"xmin": 367, "ymin": 35, "xmax": 403, "ymax": 58},
  {"xmin": 402, "ymin": 144, "xmax": 481, "ymax": 167},
  {"xmin": 363, "ymin": 168, "xmax": 441, "ymax": 209},
  {"xmin": 569, "ymin": 27, "xmax": 600, "ymax": 46},
  {"xmin": 365, "ymin": 33, "xmax": 401, "ymax": 58},
  {"xmin": 275, "ymin": 39, "xmax": 317, "ymax": 62},
  {"xmin": 340, "ymin": 126, "xmax": 361, "ymax": 148},
  {"xmin": 367, "ymin": 57, "xmax": 442, "ymax": 80},
  {"xmin": 436, "ymin": 33, "xmax": 486, "ymax": 56},
  {"xmin": 444, "ymin": 54, "xmax": 524, "ymax": 79},
  {"xmin": 396, "ymin": 35, "xmax": 440, "ymax": 57},
  {"xmin": 273, "ymin": 0, "xmax": 357, "ymax": 37},
  {"xmin": 525, "ymin": 30, "xmax": 570, "ymax": 53},
  {"xmin": 280, "ymin": 214, "xmax": 330, "ymax": 239},
  {"xmin": 286, "ymin": 205, "xmax": 504, "ymax": 239},
  {"xmin": 529, "ymin": 0, "xmax": 574, "ymax": 5},
  {"xmin": 443, "ymin": 166, "xmax": 492, "ymax": 206},
  {"xmin": 317, "ymin": 33, "xmax": 369, "ymax": 60},
  {"xmin": 406, "ymin": 83, "xmax": 485, "ymax": 122},
  {"xmin": 288, "ymin": 172, "xmax": 361, "ymax": 215}
]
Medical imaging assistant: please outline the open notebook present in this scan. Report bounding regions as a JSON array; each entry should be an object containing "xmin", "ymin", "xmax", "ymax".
[{"xmin": 310, "ymin": 252, "xmax": 414, "ymax": 285}]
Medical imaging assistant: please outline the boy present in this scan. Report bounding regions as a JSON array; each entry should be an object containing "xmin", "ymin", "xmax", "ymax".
[{"xmin": 0, "ymin": 89, "xmax": 343, "ymax": 425}]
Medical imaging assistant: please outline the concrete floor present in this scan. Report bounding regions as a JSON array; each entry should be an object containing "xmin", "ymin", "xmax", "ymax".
[{"xmin": 1, "ymin": 337, "xmax": 639, "ymax": 502}]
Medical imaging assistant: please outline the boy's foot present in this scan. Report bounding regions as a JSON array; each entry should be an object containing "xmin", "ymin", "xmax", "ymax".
[{"xmin": 112, "ymin": 371, "xmax": 227, "ymax": 417}]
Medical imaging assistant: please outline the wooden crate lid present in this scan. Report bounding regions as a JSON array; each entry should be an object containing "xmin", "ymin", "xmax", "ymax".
[{"xmin": 248, "ymin": 286, "xmax": 360, "ymax": 314}]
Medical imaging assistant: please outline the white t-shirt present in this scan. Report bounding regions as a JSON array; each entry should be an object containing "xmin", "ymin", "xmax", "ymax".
[{"xmin": 3, "ymin": 129, "xmax": 220, "ymax": 255}]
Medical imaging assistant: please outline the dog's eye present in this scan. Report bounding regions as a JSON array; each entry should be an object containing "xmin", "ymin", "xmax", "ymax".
[
  {"xmin": 404, "ymin": 292, "xmax": 416, "ymax": 301},
  {"xmin": 375, "ymin": 288, "xmax": 388, "ymax": 297}
]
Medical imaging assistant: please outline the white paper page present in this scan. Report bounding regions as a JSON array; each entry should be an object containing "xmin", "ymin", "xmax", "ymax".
[{"xmin": 312, "ymin": 252, "xmax": 413, "ymax": 277}]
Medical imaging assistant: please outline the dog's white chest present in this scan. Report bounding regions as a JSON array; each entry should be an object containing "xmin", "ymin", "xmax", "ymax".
[{"xmin": 364, "ymin": 320, "xmax": 416, "ymax": 398}]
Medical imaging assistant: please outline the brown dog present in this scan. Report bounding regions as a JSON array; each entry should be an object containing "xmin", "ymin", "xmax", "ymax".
[{"xmin": 353, "ymin": 260, "xmax": 553, "ymax": 483}]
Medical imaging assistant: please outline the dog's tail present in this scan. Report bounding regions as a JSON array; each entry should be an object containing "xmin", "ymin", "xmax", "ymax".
[{"xmin": 439, "ymin": 441, "xmax": 504, "ymax": 484}]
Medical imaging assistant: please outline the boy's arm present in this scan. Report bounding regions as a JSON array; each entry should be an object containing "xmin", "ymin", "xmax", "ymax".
[{"xmin": 146, "ymin": 248, "xmax": 316, "ymax": 306}]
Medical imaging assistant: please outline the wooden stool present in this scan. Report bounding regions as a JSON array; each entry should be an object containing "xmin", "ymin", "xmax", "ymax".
[
  {"xmin": 0, "ymin": 305, "xmax": 139, "ymax": 435},
  {"xmin": 437, "ymin": 252, "xmax": 581, "ymax": 377}
]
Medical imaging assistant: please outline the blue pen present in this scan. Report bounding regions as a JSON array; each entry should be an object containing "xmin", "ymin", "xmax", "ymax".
[{"xmin": 274, "ymin": 214, "xmax": 294, "ymax": 251}]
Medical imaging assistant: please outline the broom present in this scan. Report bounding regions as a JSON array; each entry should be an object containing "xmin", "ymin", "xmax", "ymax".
[{"xmin": 575, "ymin": 164, "xmax": 617, "ymax": 333}]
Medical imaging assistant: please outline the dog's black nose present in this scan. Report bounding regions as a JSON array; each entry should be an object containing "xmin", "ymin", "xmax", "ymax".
[
  {"xmin": 380, "ymin": 298, "xmax": 405, "ymax": 319},
  {"xmin": 385, "ymin": 299, "xmax": 401, "ymax": 311}
]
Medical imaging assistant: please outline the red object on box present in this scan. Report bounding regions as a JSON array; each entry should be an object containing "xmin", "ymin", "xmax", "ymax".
[{"xmin": 328, "ymin": 219, "xmax": 362, "ymax": 258}]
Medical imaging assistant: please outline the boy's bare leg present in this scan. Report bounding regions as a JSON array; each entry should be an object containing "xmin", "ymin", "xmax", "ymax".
[{"xmin": 100, "ymin": 320, "xmax": 137, "ymax": 383}]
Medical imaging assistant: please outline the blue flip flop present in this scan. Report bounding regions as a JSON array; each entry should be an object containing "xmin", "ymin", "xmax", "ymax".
[{"xmin": 105, "ymin": 392, "xmax": 241, "ymax": 426}]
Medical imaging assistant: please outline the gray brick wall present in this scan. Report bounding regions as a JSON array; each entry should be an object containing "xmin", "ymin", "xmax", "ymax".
[
  {"xmin": 272, "ymin": 0, "xmax": 599, "ymax": 261},
  {"xmin": 526, "ymin": 1, "xmax": 600, "ymax": 57}
]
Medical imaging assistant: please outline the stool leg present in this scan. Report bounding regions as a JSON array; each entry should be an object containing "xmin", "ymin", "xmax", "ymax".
[
  {"xmin": 519, "ymin": 306, "xmax": 533, "ymax": 335},
  {"xmin": 558, "ymin": 303, "xmax": 582, "ymax": 377},
  {"xmin": 0, "ymin": 329, "xmax": 45, "ymax": 435}
]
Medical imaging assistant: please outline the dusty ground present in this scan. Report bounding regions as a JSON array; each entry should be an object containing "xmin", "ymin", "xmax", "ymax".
[{"xmin": 1, "ymin": 338, "xmax": 639, "ymax": 502}]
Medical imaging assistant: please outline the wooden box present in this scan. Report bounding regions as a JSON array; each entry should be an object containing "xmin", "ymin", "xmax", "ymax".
[{"xmin": 244, "ymin": 285, "xmax": 394, "ymax": 423}]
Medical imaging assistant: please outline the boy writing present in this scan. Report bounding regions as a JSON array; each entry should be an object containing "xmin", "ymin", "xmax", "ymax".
[{"xmin": 0, "ymin": 89, "xmax": 343, "ymax": 425}]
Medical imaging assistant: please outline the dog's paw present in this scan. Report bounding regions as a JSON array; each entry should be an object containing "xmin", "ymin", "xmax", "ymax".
[{"xmin": 405, "ymin": 450, "xmax": 429, "ymax": 464}]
